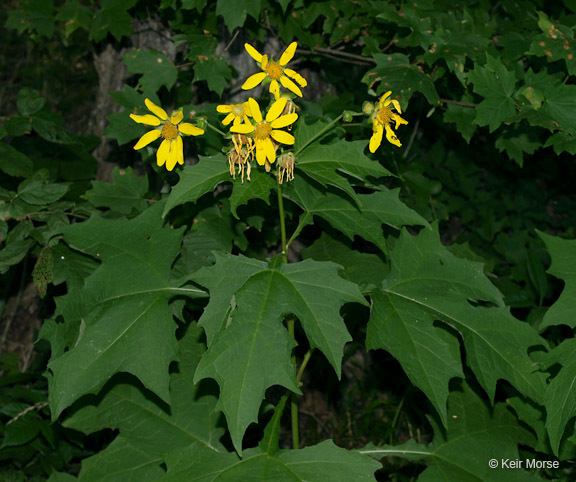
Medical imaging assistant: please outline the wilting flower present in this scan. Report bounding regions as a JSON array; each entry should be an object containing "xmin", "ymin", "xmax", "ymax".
[
  {"xmin": 242, "ymin": 42, "xmax": 307, "ymax": 98},
  {"xmin": 228, "ymin": 134, "xmax": 255, "ymax": 183},
  {"xmin": 230, "ymin": 97, "xmax": 298, "ymax": 167},
  {"xmin": 216, "ymin": 101, "xmax": 252, "ymax": 127},
  {"xmin": 369, "ymin": 91, "xmax": 408, "ymax": 152},
  {"xmin": 130, "ymin": 98, "xmax": 204, "ymax": 171},
  {"xmin": 277, "ymin": 152, "xmax": 295, "ymax": 184}
]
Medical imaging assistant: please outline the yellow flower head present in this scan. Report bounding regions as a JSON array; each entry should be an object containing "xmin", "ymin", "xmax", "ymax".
[
  {"xmin": 369, "ymin": 91, "xmax": 408, "ymax": 152},
  {"xmin": 130, "ymin": 98, "xmax": 204, "ymax": 171},
  {"xmin": 242, "ymin": 42, "xmax": 307, "ymax": 98},
  {"xmin": 216, "ymin": 101, "xmax": 252, "ymax": 127},
  {"xmin": 230, "ymin": 97, "xmax": 298, "ymax": 166}
]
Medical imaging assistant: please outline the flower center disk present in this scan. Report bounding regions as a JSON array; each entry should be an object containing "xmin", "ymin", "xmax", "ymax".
[
  {"xmin": 232, "ymin": 104, "xmax": 244, "ymax": 116},
  {"xmin": 266, "ymin": 61, "xmax": 283, "ymax": 80},
  {"xmin": 376, "ymin": 107, "xmax": 393, "ymax": 126},
  {"xmin": 254, "ymin": 122, "xmax": 272, "ymax": 140},
  {"xmin": 162, "ymin": 122, "xmax": 178, "ymax": 140}
]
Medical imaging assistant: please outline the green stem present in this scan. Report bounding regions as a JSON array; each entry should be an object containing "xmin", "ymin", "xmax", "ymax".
[
  {"xmin": 277, "ymin": 179, "xmax": 288, "ymax": 263},
  {"xmin": 294, "ymin": 114, "xmax": 343, "ymax": 157},
  {"xmin": 296, "ymin": 348, "xmax": 314, "ymax": 384},
  {"xmin": 205, "ymin": 120, "xmax": 226, "ymax": 137}
]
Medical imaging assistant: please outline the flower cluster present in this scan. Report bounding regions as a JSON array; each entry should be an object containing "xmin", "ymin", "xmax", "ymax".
[
  {"xmin": 215, "ymin": 41, "xmax": 307, "ymax": 181},
  {"xmin": 130, "ymin": 39, "xmax": 409, "ymax": 174}
]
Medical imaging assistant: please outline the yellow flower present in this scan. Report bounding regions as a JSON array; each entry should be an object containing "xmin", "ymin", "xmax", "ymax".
[
  {"xmin": 242, "ymin": 42, "xmax": 307, "ymax": 98},
  {"xmin": 216, "ymin": 101, "xmax": 252, "ymax": 127},
  {"xmin": 369, "ymin": 91, "xmax": 408, "ymax": 152},
  {"xmin": 230, "ymin": 97, "xmax": 298, "ymax": 166},
  {"xmin": 130, "ymin": 98, "xmax": 204, "ymax": 171}
]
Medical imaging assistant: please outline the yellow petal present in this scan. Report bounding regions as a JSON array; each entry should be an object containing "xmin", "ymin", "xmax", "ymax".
[
  {"xmin": 222, "ymin": 112, "xmax": 235, "ymax": 125},
  {"xmin": 242, "ymin": 72, "xmax": 267, "ymax": 90},
  {"xmin": 269, "ymin": 79, "xmax": 280, "ymax": 99},
  {"xmin": 369, "ymin": 124, "xmax": 383, "ymax": 153},
  {"xmin": 145, "ymin": 99, "xmax": 168, "ymax": 120},
  {"xmin": 242, "ymin": 101, "xmax": 252, "ymax": 117},
  {"xmin": 176, "ymin": 135, "xmax": 184, "ymax": 165},
  {"xmin": 279, "ymin": 42, "xmax": 297, "ymax": 66},
  {"xmin": 166, "ymin": 140, "xmax": 179, "ymax": 171},
  {"xmin": 230, "ymin": 123, "xmax": 255, "ymax": 134},
  {"xmin": 270, "ymin": 129, "xmax": 295, "ymax": 145},
  {"xmin": 391, "ymin": 99, "xmax": 402, "ymax": 114},
  {"xmin": 392, "ymin": 113, "xmax": 409, "ymax": 130},
  {"xmin": 261, "ymin": 54, "xmax": 268, "ymax": 70},
  {"xmin": 245, "ymin": 43, "xmax": 263, "ymax": 62},
  {"xmin": 134, "ymin": 129, "xmax": 161, "ymax": 150},
  {"xmin": 217, "ymin": 104, "xmax": 233, "ymax": 113},
  {"xmin": 179, "ymin": 123, "xmax": 204, "ymax": 136},
  {"xmin": 379, "ymin": 91, "xmax": 392, "ymax": 105},
  {"xmin": 170, "ymin": 111, "xmax": 184, "ymax": 125},
  {"xmin": 266, "ymin": 97, "xmax": 288, "ymax": 122},
  {"xmin": 130, "ymin": 114, "xmax": 161, "ymax": 126},
  {"xmin": 280, "ymin": 75, "xmax": 302, "ymax": 97},
  {"xmin": 255, "ymin": 141, "xmax": 266, "ymax": 165},
  {"xmin": 271, "ymin": 113, "xmax": 298, "ymax": 129},
  {"xmin": 284, "ymin": 68, "xmax": 307, "ymax": 87},
  {"xmin": 263, "ymin": 137, "xmax": 276, "ymax": 163},
  {"xmin": 248, "ymin": 98, "xmax": 262, "ymax": 123},
  {"xmin": 385, "ymin": 124, "xmax": 402, "ymax": 147},
  {"xmin": 157, "ymin": 139, "xmax": 170, "ymax": 167}
]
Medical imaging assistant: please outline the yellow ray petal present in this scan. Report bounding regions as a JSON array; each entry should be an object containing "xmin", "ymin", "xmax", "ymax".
[
  {"xmin": 255, "ymin": 142, "xmax": 266, "ymax": 165},
  {"xmin": 266, "ymin": 97, "xmax": 288, "ymax": 122},
  {"xmin": 280, "ymin": 75, "xmax": 302, "ymax": 97},
  {"xmin": 248, "ymin": 98, "xmax": 262, "ymax": 123},
  {"xmin": 134, "ymin": 129, "xmax": 162, "ymax": 150},
  {"xmin": 179, "ymin": 123, "xmax": 204, "ymax": 136},
  {"xmin": 269, "ymin": 79, "xmax": 280, "ymax": 99},
  {"xmin": 279, "ymin": 42, "xmax": 297, "ymax": 66},
  {"xmin": 245, "ymin": 43, "xmax": 263, "ymax": 62},
  {"xmin": 385, "ymin": 124, "xmax": 402, "ymax": 147},
  {"xmin": 171, "ymin": 111, "xmax": 184, "ymax": 125},
  {"xmin": 369, "ymin": 124, "xmax": 383, "ymax": 153},
  {"xmin": 166, "ymin": 140, "xmax": 179, "ymax": 171},
  {"xmin": 230, "ymin": 123, "xmax": 255, "ymax": 134},
  {"xmin": 176, "ymin": 135, "xmax": 184, "ymax": 165},
  {"xmin": 130, "ymin": 114, "xmax": 161, "ymax": 126},
  {"xmin": 157, "ymin": 139, "xmax": 170, "ymax": 167},
  {"xmin": 271, "ymin": 113, "xmax": 298, "ymax": 129},
  {"xmin": 242, "ymin": 72, "xmax": 267, "ymax": 91},
  {"xmin": 217, "ymin": 104, "xmax": 233, "ymax": 113},
  {"xmin": 222, "ymin": 112, "xmax": 235, "ymax": 126},
  {"xmin": 261, "ymin": 54, "xmax": 268, "ymax": 70},
  {"xmin": 392, "ymin": 113, "xmax": 409, "ymax": 130},
  {"xmin": 379, "ymin": 91, "xmax": 392, "ymax": 106},
  {"xmin": 390, "ymin": 99, "xmax": 402, "ymax": 114},
  {"xmin": 145, "ymin": 99, "xmax": 168, "ymax": 120},
  {"xmin": 242, "ymin": 101, "xmax": 252, "ymax": 117},
  {"xmin": 270, "ymin": 129, "xmax": 295, "ymax": 145},
  {"xmin": 284, "ymin": 68, "xmax": 307, "ymax": 87},
  {"xmin": 263, "ymin": 137, "xmax": 276, "ymax": 163}
]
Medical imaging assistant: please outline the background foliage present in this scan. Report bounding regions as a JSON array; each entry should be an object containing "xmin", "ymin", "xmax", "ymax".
[{"xmin": 2, "ymin": 0, "xmax": 576, "ymax": 480}]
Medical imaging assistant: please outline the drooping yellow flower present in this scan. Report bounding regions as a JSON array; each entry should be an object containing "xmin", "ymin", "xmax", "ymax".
[
  {"xmin": 230, "ymin": 97, "xmax": 298, "ymax": 166},
  {"xmin": 242, "ymin": 42, "xmax": 307, "ymax": 98},
  {"xmin": 130, "ymin": 98, "xmax": 204, "ymax": 171},
  {"xmin": 369, "ymin": 91, "xmax": 408, "ymax": 152},
  {"xmin": 216, "ymin": 101, "xmax": 252, "ymax": 127}
]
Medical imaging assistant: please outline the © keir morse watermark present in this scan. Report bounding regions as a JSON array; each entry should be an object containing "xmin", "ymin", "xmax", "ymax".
[{"xmin": 488, "ymin": 458, "xmax": 560, "ymax": 469}]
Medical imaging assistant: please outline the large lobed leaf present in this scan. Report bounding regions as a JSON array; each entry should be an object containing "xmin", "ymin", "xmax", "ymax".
[
  {"xmin": 285, "ymin": 175, "xmax": 428, "ymax": 253},
  {"xmin": 61, "ymin": 323, "xmax": 224, "ymax": 480},
  {"xmin": 192, "ymin": 254, "xmax": 367, "ymax": 453},
  {"xmin": 361, "ymin": 384, "xmax": 540, "ymax": 481},
  {"xmin": 366, "ymin": 226, "xmax": 547, "ymax": 425},
  {"xmin": 44, "ymin": 202, "xmax": 205, "ymax": 419}
]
